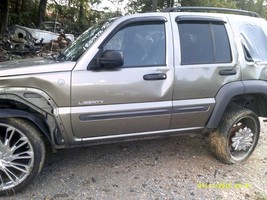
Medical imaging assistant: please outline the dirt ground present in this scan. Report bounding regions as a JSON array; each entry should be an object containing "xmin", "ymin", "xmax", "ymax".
[{"xmin": 3, "ymin": 119, "xmax": 267, "ymax": 200}]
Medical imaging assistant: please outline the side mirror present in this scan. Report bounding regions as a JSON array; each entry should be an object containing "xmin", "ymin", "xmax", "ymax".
[{"xmin": 98, "ymin": 50, "xmax": 123, "ymax": 69}]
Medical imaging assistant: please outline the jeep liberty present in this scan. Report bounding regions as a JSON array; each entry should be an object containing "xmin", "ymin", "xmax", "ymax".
[{"xmin": 0, "ymin": 7, "xmax": 267, "ymax": 195}]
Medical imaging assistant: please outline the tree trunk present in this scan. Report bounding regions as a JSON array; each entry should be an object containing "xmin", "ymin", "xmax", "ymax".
[
  {"xmin": 21, "ymin": 0, "xmax": 27, "ymax": 25},
  {"xmin": 79, "ymin": 0, "xmax": 84, "ymax": 23},
  {"xmin": 15, "ymin": 0, "xmax": 22, "ymax": 24},
  {"xmin": 37, "ymin": 0, "xmax": 47, "ymax": 27},
  {"xmin": 167, "ymin": 0, "xmax": 175, "ymax": 7},
  {"xmin": 0, "ymin": 0, "xmax": 9, "ymax": 34},
  {"xmin": 152, "ymin": 0, "xmax": 158, "ymax": 11},
  {"xmin": 171, "ymin": 0, "xmax": 175, "ymax": 7}
]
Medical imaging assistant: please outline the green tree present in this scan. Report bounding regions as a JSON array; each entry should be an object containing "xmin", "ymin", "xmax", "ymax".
[
  {"xmin": 5, "ymin": 0, "xmax": 39, "ymax": 27},
  {"xmin": 0, "ymin": 0, "xmax": 9, "ymax": 34},
  {"xmin": 46, "ymin": 0, "xmax": 119, "ymax": 35},
  {"xmin": 179, "ymin": 0, "xmax": 236, "ymax": 8},
  {"xmin": 127, "ymin": 0, "xmax": 239, "ymax": 13},
  {"xmin": 255, "ymin": 0, "xmax": 266, "ymax": 17},
  {"xmin": 235, "ymin": 0, "xmax": 267, "ymax": 18},
  {"xmin": 38, "ymin": 0, "xmax": 48, "ymax": 27}
]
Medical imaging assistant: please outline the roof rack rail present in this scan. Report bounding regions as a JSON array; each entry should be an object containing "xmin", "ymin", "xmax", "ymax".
[{"xmin": 161, "ymin": 6, "xmax": 260, "ymax": 18}]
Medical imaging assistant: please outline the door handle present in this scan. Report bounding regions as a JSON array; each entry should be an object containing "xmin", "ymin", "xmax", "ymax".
[
  {"xmin": 219, "ymin": 69, "xmax": 237, "ymax": 76},
  {"xmin": 143, "ymin": 73, "xmax": 167, "ymax": 80}
]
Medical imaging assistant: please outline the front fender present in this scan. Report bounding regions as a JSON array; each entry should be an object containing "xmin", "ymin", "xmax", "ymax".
[{"xmin": 0, "ymin": 108, "xmax": 51, "ymax": 141}]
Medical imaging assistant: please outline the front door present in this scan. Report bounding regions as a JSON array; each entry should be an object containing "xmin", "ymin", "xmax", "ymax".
[{"xmin": 71, "ymin": 18, "xmax": 174, "ymax": 139}]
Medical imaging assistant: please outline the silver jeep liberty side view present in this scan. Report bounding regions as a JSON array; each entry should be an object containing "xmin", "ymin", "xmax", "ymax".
[{"xmin": 0, "ymin": 6, "xmax": 267, "ymax": 195}]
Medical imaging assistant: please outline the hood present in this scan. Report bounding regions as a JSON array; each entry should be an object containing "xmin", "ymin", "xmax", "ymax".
[{"xmin": 0, "ymin": 57, "xmax": 76, "ymax": 77}]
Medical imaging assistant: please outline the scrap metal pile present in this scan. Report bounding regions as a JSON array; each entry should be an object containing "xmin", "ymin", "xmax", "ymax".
[{"xmin": 0, "ymin": 24, "xmax": 74, "ymax": 62}]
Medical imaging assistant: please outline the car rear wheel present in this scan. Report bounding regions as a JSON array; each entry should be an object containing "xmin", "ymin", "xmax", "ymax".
[
  {"xmin": 0, "ymin": 118, "xmax": 45, "ymax": 196},
  {"xmin": 209, "ymin": 107, "xmax": 260, "ymax": 164}
]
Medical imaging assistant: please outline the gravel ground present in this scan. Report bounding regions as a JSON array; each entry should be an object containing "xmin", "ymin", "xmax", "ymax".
[{"xmin": 3, "ymin": 120, "xmax": 267, "ymax": 200}]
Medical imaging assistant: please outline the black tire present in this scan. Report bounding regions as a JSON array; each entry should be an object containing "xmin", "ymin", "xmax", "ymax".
[
  {"xmin": 0, "ymin": 118, "xmax": 46, "ymax": 196},
  {"xmin": 209, "ymin": 107, "xmax": 260, "ymax": 164}
]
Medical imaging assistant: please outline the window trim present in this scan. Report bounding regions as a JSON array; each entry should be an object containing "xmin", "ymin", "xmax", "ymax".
[
  {"xmin": 175, "ymin": 15, "xmax": 226, "ymax": 23},
  {"xmin": 99, "ymin": 17, "xmax": 167, "ymax": 49}
]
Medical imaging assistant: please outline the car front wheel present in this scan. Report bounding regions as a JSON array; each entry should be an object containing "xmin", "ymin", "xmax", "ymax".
[{"xmin": 0, "ymin": 118, "xmax": 45, "ymax": 196}]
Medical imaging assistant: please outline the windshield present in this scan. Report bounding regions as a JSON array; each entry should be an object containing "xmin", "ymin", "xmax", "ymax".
[{"xmin": 57, "ymin": 19, "xmax": 114, "ymax": 61}]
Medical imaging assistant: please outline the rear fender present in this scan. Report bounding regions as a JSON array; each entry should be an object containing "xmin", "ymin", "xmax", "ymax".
[
  {"xmin": 206, "ymin": 81, "xmax": 245, "ymax": 128},
  {"xmin": 207, "ymin": 80, "xmax": 267, "ymax": 129}
]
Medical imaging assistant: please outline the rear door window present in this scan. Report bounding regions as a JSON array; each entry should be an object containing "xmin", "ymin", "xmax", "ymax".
[{"xmin": 178, "ymin": 21, "xmax": 232, "ymax": 65}]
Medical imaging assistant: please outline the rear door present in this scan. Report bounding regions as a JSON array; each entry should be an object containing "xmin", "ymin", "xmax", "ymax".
[
  {"xmin": 71, "ymin": 16, "xmax": 175, "ymax": 139},
  {"xmin": 170, "ymin": 13, "xmax": 240, "ymax": 129}
]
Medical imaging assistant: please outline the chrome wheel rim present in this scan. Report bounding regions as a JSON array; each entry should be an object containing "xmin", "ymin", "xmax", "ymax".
[
  {"xmin": 231, "ymin": 126, "xmax": 253, "ymax": 151},
  {"xmin": 0, "ymin": 123, "xmax": 34, "ymax": 191},
  {"xmin": 229, "ymin": 116, "xmax": 258, "ymax": 161}
]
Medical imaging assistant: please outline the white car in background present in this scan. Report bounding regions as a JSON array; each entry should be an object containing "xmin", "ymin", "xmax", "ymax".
[{"xmin": 11, "ymin": 25, "xmax": 75, "ymax": 44}]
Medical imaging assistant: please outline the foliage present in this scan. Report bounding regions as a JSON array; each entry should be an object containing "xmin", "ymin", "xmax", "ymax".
[
  {"xmin": 8, "ymin": 0, "xmax": 39, "ymax": 27},
  {"xmin": 126, "ymin": 0, "xmax": 175, "ymax": 13},
  {"xmin": 46, "ymin": 0, "xmax": 121, "ymax": 36},
  {"xmin": 0, "ymin": 0, "xmax": 122, "ymax": 36},
  {"xmin": 126, "ymin": 0, "xmax": 238, "ymax": 13},
  {"xmin": 126, "ymin": 0, "xmax": 267, "ymax": 18},
  {"xmin": 1, "ymin": 0, "xmax": 267, "ymax": 37},
  {"xmin": 180, "ymin": 0, "xmax": 236, "ymax": 8}
]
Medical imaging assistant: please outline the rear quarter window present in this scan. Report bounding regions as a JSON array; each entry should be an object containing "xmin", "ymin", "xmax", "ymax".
[{"xmin": 239, "ymin": 23, "xmax": 267, "ymax": 62}]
